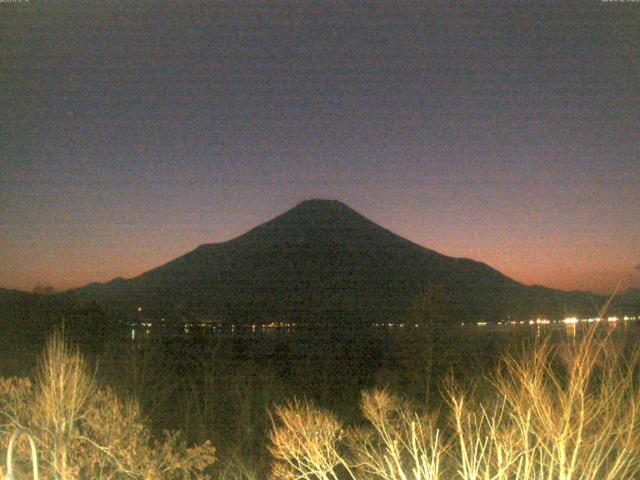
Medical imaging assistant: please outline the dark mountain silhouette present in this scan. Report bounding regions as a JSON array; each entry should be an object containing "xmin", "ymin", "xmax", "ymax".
[
  {"xmin": 615, "ymin": 288, "xmax": 640, "ymax": 314},
  {"xmin": 0, "ymin": 288, "xmax": 33, "ymax": 303},
  {"xmin": 65, "ymin": 200, "xmax": 604, "ymax": 325}
]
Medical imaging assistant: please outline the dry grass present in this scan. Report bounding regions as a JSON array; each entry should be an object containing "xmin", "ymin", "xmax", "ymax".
[
  {"xmin": 268, "ymin": 326, "xmax": 640, "ymax": 479},
  {"xmin": 0, "ymin": 329, "xmax": 216, "ymax": 479},
  {"xmin": 481, "ymin": 328, "xmax": 640, "ymax": 479},
  {"xmin": 3, "ymin": 325, "xmax": 639, "ymax": 479},
  {"xmin": 349, "ymin": 389, "xmax": 442, "ymax": 480},
  {"xmin": 268, "ymin": 398, "xmax": 353, "ymax": 480}
]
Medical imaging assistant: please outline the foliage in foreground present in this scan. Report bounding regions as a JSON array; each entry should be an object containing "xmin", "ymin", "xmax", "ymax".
[
  {"xmin": 269, "ymin": 327, "xmax": 640, "ymax": 479},
  {"xmin": 0, "ymin": 330, "xmax": 216, "ymax": 479},
  {"xmin": 2, "ymin": 325, "xmax": 639, "ymax": 480}
]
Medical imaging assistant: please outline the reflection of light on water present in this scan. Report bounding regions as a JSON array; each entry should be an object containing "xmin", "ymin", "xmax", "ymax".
[
  {"xmin": 131, "ymin": 328, "xmax": 136, "ymax": 341},
  {"xmin": 566, "ymin": 324, "xmax": 576, "ymax": 338}
]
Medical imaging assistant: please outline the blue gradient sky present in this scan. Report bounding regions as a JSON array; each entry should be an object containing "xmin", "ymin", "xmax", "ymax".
[{"xmin": 2, "ymin": 2, "xmax": 639, "ymax": 293}]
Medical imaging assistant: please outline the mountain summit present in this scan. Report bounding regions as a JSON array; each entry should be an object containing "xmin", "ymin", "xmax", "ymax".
[
  {"xmin": 72, "ymin": 200, "xmax": 598, "ymax": 324},
  {"xmin": 228, "ymin": 199, "xmax": 411, "ymax": 247}
]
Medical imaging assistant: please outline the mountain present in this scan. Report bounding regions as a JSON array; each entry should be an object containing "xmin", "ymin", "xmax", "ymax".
[
  {"xmin": 68, "ymin": 200, "xmax": 603, "ymax": 325},
  {"xmin": 0, "ymin": 288, "xmax": 33, "ymax": 303},
  {"xmin": 615, "ymin": 288, "xmax": 640, "ymax": 314}
]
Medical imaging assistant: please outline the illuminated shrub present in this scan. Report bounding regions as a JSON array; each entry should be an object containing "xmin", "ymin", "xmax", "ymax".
[
  {"xmin": 0, "ymin": 330, "xmax": 216, "ymax": 479},
  {"xmin": 269, "ymin": 327, "xmax": 640, "ymax": 480}
]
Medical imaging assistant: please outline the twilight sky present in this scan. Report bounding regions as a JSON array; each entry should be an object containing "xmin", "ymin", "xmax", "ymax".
[{"xmin": 2, "ymin": 1, "xmax": 639, "ymax": 294}]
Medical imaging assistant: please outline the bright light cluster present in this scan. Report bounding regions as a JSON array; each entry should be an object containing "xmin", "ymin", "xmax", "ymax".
[{"xmin": 530, "ymin": 318, "xmax": 551, "ymax": 325}]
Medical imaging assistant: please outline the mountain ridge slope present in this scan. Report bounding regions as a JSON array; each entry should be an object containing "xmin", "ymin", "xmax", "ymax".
[{"xmin": 68, "ymin": 200, "xmax": 600, "ymax": 324}]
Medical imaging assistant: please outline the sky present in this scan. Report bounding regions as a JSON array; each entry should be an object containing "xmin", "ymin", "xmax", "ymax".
[{"xmin": 2, "ymin": 1, "xmax": 639, "ymax": 294}]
